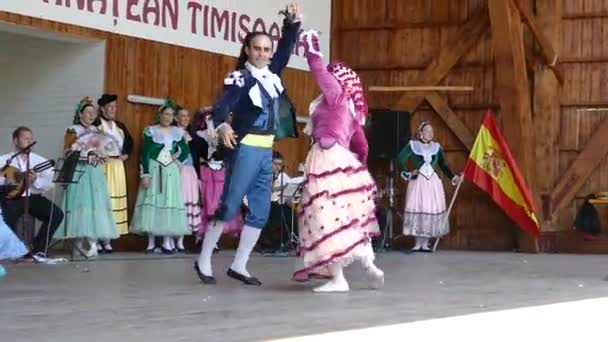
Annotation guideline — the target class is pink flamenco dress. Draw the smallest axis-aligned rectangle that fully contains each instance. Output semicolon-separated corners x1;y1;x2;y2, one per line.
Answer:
198;158;244;238
292;30;384;292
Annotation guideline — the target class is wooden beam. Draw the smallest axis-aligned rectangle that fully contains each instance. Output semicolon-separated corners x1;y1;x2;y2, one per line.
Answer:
391;6;490;113
512;0;564;84
369;86;474;92
488;0;536;207
424;92;475;150
533;0;562;223
524;49;540;76
548;116;608;217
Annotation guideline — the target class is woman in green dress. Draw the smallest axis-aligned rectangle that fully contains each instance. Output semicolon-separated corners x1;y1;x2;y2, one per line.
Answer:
55;97;119;257
130;101;190;253
397;121;461;252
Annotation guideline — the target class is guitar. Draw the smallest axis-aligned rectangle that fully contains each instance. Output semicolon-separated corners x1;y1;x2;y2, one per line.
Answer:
0;159;55;199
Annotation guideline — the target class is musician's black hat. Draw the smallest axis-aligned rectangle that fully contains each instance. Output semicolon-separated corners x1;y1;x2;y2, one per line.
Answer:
97;94;118;107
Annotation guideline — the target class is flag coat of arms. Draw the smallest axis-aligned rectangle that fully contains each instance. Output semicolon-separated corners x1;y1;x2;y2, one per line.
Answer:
463;111;540;237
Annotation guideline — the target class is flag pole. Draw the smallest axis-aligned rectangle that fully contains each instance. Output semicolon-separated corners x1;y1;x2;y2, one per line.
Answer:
433;176;464;252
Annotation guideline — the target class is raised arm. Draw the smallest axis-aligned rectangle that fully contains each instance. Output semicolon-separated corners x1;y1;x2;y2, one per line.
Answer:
269;11;302;75
301;30;343;106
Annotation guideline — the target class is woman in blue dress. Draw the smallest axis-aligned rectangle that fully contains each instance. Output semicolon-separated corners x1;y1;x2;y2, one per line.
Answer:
0;182;28;276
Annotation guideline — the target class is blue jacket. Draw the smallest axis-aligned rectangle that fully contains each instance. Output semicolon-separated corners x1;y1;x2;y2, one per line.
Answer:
212;18;300;143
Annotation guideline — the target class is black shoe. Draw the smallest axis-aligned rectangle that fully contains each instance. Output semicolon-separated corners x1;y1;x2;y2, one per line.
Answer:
194;261;216;284
145;247;156;254
420;248;432;253
176;247;186;253
161;247;174;254
227;268;262;286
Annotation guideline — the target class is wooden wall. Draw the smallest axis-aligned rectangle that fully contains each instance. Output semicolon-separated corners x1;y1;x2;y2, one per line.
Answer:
0;11;315;250
553;0;608;252
332;0;608;252
4;0;608;253
332;0;516;251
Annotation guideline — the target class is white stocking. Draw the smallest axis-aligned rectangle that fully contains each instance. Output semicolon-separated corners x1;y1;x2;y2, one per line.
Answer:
146;235;156;250
230;225;262;277
197;221;224;276
313;262;349;293
162;236;173;250
176;236;185;250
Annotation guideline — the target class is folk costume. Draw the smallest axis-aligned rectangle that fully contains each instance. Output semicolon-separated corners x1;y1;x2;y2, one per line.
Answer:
0;202;27;260
292;30;383;292
397;122;459;252
195;10;301;286
130;102;190;253
96;94;134;252
177;121;202;251
54;100;119;257
198;152;244;238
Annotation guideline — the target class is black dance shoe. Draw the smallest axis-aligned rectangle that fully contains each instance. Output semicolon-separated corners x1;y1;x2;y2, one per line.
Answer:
227;268;262;286
194;261;216;284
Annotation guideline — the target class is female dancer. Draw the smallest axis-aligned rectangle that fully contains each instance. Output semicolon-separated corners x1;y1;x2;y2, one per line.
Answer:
174;106;202;251
292;30;384;292
397;121;461;252
130;101;190;253
0;210;27;276
0;181;28;261
55;97;119;257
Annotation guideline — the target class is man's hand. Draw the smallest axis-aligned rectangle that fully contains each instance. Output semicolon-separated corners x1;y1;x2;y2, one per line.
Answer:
27;171;37;185
219;124;238;149
141;176;151;189
287;3;300;18
120;154;128;161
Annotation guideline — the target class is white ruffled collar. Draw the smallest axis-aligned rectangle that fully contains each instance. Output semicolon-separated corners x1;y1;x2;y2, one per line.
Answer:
245;61;284;107
208;159;223;171
147;125;184;148
410;140;440;163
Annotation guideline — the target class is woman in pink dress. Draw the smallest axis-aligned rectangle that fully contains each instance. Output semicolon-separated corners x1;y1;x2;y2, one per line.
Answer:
195;111;243;240
292;30;384;293
175;106;202;251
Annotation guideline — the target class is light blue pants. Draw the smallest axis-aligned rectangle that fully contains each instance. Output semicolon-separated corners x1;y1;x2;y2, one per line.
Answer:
215;144;272;229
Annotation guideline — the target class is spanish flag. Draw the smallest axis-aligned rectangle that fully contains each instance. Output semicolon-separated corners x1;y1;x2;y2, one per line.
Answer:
463;111;540;237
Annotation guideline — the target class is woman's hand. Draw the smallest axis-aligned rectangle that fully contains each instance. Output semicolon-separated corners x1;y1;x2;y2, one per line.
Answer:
141;176;151;189
451;173;463;186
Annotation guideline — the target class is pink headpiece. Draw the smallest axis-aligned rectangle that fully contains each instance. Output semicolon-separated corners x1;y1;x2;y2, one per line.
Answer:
327;62;368;118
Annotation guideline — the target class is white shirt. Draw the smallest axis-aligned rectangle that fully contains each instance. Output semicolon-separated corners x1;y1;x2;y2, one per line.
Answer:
272;171;292;203
272;172;304;204
0;151;54;196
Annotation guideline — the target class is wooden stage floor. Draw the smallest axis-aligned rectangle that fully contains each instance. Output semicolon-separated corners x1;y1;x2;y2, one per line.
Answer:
1;251;608;341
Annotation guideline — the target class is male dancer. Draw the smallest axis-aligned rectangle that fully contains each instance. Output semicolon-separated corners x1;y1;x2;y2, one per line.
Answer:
195;3;301;286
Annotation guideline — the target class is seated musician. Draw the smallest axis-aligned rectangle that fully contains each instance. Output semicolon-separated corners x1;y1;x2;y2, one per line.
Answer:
0;126;64;258
257;151;300;251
